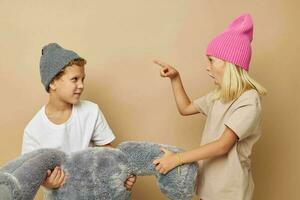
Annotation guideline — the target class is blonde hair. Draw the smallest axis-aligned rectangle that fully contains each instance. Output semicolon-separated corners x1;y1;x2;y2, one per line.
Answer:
214;62;267;102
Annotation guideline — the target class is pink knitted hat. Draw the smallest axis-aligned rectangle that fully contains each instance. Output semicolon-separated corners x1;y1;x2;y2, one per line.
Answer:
206;14;253;71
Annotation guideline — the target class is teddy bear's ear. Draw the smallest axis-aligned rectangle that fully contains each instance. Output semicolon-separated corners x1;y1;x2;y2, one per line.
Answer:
0;149;65;200
118;141;199;200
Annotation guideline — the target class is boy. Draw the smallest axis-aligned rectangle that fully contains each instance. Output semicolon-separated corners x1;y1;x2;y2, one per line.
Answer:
21;43;136;199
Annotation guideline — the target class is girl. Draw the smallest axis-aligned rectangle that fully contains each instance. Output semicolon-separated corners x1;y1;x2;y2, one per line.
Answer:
153;14;267;200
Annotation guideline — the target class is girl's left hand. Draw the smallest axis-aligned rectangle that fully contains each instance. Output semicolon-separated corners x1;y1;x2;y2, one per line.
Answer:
153;148;179;174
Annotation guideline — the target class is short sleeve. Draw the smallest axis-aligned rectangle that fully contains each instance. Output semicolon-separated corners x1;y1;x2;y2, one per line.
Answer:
21;130;40;155
193;92;215;116
224;97;261;140
91;107;116;146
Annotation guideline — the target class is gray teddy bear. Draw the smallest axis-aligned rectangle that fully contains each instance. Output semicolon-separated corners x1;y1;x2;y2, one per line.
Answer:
0;141;198;200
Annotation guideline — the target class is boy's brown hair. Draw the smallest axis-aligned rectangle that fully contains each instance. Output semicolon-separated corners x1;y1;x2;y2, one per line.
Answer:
53;58;86;81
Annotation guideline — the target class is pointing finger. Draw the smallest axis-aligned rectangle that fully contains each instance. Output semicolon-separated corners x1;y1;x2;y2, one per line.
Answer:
154;60;169;68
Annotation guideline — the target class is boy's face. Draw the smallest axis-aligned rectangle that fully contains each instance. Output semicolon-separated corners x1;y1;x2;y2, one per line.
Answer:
206;56;225;86
50;64;85;105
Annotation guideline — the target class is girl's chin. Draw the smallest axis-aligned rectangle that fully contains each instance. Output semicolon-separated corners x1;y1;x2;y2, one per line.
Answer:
213;81;221;86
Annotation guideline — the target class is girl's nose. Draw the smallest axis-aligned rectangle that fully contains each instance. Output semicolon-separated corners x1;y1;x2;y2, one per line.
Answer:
206;65;211;72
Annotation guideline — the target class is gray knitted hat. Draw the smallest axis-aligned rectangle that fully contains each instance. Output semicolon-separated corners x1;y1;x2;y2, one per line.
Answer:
40;43;81;92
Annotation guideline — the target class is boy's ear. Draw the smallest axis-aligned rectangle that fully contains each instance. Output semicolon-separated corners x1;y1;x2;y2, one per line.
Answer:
49;80;57;91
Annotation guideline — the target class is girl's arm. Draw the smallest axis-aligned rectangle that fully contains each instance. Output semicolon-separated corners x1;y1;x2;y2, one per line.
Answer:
170;75;200;116
154;60;199;116
153;126;238;174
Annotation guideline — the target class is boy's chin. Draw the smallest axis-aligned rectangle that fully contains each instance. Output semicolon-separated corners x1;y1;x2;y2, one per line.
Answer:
70;98;80;105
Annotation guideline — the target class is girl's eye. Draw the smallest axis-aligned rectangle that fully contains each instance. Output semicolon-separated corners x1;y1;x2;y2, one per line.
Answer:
72;77;78;81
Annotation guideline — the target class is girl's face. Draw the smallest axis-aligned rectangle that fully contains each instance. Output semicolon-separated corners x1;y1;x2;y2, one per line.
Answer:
206;56;226;86
51;64;85;105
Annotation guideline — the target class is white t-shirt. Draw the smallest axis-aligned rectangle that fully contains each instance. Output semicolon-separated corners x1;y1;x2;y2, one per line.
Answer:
22;100;116;155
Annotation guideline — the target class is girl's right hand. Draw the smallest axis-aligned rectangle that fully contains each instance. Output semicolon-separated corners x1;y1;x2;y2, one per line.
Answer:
42;166;66;189
153;60;179;79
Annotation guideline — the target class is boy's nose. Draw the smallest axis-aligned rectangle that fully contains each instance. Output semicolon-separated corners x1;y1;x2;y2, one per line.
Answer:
77;82;84;89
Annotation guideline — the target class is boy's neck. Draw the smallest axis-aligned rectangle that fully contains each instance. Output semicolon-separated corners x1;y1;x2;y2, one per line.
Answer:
46;99;72;112
45;99;73;125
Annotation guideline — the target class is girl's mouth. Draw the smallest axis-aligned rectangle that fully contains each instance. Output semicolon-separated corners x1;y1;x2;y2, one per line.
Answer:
208;74;215;79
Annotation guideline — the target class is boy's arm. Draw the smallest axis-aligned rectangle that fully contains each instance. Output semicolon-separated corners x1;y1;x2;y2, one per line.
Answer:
42;166;66;189
95;143;113;148
91;109;116;146
21;130;40;155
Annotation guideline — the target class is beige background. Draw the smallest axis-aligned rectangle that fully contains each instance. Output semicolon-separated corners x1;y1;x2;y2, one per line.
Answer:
0;0;299;199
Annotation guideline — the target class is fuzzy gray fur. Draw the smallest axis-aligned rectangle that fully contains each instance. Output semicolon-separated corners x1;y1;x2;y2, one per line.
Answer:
0;141;198;200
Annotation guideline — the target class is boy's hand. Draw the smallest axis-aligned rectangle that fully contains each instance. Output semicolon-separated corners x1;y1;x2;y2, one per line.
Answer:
124;175;137;191
42;166;66;189
153;60;179;79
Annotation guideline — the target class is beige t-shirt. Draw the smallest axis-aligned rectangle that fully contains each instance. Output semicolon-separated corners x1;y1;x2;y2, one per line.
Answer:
193;89;262;200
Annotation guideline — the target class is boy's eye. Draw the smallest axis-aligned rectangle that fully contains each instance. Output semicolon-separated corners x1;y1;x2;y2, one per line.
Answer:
72;77;78;81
